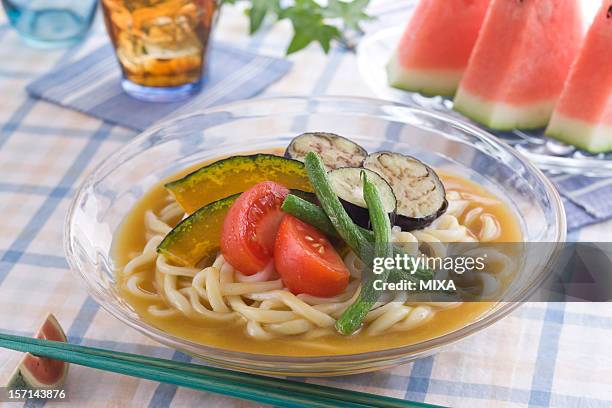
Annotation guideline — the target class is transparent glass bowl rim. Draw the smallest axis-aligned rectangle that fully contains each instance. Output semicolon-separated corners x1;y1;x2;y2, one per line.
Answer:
64;95;567;366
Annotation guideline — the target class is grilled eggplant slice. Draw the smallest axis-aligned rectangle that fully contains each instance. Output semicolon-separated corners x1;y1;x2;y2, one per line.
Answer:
285;132;368;170
328;167;396;229
363;152;447;230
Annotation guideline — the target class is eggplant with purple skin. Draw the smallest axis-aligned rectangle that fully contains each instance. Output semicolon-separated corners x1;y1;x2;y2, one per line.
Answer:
363;152;447;230
285;132;368;170
327;167;397;229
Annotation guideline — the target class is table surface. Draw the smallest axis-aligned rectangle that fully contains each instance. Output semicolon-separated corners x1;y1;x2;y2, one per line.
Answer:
1;4;612;408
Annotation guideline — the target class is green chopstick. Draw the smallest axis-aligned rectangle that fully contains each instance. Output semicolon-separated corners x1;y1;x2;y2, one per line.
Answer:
0;333;442;408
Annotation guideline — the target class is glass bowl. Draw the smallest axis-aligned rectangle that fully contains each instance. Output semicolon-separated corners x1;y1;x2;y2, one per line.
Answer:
357;1;611;176
64;96;566;376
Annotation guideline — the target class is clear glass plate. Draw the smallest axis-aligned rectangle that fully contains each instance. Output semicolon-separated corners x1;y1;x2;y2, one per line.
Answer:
65;96;565;376
357;24;612;176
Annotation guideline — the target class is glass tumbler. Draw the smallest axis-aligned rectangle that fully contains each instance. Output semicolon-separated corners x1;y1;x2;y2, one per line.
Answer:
100;0;216;103
2;0;98;47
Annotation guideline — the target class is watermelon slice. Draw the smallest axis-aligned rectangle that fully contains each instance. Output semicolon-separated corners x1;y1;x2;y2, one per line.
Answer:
453;0;583;130
387;0;491;97
545;2;612;153
6;314;69;390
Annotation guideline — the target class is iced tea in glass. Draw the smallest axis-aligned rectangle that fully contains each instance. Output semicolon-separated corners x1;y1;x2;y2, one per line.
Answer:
100;0;215;102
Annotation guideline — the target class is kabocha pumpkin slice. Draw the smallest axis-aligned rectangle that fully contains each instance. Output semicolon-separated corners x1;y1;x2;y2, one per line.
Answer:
165;154;312;214
7;314;69;390
158;194;239;267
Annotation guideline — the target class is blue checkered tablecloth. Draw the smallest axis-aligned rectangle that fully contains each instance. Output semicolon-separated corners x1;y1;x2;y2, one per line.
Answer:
1;3;612;408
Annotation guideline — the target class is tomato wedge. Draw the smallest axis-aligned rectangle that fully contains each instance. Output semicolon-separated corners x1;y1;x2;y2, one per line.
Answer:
221;181;289;275
274;215;350;297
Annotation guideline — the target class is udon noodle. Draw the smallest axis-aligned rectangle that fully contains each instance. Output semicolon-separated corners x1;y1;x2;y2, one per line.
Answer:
121;187;514;340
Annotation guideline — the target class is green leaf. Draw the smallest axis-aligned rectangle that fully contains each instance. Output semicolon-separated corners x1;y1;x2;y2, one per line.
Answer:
324;0;372;31
217;0;372;55
282;2;342;54
247;0;280;34
286;31;313;54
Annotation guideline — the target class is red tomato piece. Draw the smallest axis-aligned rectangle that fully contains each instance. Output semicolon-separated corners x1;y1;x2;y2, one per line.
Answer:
274;215;350;297
221;181;289;275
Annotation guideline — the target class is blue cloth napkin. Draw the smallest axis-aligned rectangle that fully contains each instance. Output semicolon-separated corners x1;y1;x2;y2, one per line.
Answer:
550;174;612;231
27;43;291;131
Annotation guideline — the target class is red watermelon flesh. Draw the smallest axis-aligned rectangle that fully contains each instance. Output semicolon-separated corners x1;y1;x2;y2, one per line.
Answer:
387;0;491;97
453;0;583;130
546;1;612;153
7;314;69;389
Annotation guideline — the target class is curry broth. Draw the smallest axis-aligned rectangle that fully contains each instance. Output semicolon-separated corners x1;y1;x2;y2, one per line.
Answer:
112;151;522;356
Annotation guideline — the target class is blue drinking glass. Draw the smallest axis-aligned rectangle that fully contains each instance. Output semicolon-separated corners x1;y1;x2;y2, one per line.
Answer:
2;0;97;48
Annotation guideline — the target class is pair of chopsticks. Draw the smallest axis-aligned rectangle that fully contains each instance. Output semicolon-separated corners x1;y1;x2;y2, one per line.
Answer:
0;333;441;408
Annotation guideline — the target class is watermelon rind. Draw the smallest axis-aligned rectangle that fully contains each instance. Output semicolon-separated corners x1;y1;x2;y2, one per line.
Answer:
453;89;556;131
6;364;29;389
546;113;612;154
6;313;69;390
387;53;463;98
7;363;68;391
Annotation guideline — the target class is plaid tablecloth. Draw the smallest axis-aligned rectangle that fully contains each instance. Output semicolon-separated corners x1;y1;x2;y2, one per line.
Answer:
1;4;612;408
